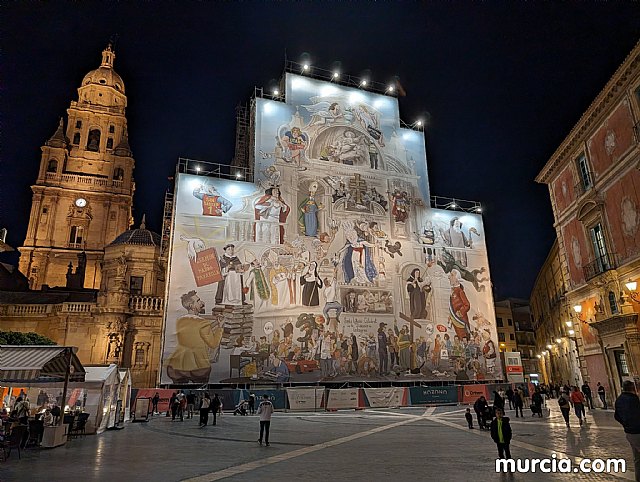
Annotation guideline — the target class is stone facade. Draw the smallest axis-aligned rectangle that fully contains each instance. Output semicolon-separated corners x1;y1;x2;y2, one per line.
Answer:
18;45;134;290
1;46;163;389
535;40;640;398
530;241;583;387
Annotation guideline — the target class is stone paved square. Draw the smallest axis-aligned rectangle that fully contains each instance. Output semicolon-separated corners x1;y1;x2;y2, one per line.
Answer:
0;404;635;481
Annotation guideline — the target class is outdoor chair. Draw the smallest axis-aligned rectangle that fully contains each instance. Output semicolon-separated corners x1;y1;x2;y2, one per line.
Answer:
69;413;89;438
27;420;44;447
1;425;28;460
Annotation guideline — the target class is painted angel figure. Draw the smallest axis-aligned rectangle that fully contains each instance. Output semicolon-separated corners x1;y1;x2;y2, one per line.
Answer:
302;101;352;126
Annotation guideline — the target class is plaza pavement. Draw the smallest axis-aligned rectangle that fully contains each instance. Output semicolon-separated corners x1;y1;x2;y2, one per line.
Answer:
0;403;635;481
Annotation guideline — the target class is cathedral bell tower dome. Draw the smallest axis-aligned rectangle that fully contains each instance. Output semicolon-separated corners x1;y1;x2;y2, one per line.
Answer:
78;44;126;108
18;44;135;290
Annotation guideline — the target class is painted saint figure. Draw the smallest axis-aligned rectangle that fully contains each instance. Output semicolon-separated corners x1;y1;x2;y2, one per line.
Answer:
282;127;308;167
254;187;290;244
193;181;233;216
338;222;378;284
300;261;323;307
390;190;409;223
439;217;475;248
244;260;270;312
215;244;244;306
406;268;430;320
299;181;322;237
448;269;471;339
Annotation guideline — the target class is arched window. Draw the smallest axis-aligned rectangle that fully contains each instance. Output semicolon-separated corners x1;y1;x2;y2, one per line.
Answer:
86;129;101;152
608;291;619;315
106;137;113;149
73;132;81;145
47;159;58;173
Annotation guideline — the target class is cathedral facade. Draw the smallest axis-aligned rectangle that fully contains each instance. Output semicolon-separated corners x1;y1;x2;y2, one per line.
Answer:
1;46;164;388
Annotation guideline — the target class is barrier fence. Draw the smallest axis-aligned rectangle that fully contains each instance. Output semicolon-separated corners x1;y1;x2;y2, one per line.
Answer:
133;383;524;413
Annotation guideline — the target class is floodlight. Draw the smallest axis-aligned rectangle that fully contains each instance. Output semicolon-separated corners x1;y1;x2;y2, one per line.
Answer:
568;330;575;335
273;89;279;96
333;72;339;79
360;80;368;87
302;64;310;71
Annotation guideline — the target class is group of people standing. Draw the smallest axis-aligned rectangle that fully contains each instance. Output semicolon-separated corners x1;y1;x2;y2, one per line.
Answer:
164;391;223;427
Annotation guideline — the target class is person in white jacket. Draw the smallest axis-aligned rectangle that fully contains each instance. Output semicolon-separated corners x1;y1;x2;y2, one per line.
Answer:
257;394;274;446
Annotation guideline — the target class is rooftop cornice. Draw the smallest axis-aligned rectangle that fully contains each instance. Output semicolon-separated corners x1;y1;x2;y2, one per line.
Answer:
536;39;640;185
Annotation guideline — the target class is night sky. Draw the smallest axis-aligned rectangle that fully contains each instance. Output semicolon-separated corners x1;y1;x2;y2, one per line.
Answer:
2;3;639;299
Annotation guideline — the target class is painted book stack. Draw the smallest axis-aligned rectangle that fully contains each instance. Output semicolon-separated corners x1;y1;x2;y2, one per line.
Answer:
220;304;254;348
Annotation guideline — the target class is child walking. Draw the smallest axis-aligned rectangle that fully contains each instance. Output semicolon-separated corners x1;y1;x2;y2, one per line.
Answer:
490;408;512;459
465;408;474;429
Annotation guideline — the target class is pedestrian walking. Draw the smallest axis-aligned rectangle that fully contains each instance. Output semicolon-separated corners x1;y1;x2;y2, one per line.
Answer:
177;391;186;421
490;408;512;459
570;386;586;426
186;392;196;419
531;389;544;417
493;391;505;411
257;394;274;446
211;394;221;425
597;382;608;409
152;392;160;415
465;408;474;429
170;392;179;420
199;393;211;427
474;396;488;429
558;390;571;427
505;387;514;410
614;381;640;482
582;381;593;410
513;389;524;418
248;393;256;415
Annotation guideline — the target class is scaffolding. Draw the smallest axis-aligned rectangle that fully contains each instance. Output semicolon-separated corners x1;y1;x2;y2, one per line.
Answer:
160;191;174;259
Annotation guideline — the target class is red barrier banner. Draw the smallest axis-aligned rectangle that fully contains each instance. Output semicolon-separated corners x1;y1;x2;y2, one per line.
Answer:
134;388;175;413
461;385;488;404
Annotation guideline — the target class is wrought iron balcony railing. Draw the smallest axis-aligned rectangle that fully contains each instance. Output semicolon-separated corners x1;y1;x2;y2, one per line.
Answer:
583;253;619;281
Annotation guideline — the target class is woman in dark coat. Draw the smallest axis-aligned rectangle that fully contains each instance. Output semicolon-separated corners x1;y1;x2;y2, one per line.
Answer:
493;390;505;411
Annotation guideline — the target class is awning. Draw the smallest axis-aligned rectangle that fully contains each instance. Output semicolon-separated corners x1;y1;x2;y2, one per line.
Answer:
0;345;86;383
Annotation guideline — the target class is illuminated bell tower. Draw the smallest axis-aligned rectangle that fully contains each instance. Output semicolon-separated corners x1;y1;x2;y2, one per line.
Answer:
19;45;135;289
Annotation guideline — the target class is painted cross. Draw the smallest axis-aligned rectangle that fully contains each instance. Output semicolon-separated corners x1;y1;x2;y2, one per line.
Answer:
348;173;367;205
399;312;422;369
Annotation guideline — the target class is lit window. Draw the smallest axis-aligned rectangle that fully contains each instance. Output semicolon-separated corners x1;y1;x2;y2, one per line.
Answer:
69;226;84;246
577;154;592;192
135;348;145;364
130;276;144;295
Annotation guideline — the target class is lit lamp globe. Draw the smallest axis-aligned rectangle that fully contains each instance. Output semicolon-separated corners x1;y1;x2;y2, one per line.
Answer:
573;304;582;314
625;280;637;292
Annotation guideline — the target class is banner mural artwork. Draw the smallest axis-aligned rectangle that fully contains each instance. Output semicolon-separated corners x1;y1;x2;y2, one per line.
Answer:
160;73;501;384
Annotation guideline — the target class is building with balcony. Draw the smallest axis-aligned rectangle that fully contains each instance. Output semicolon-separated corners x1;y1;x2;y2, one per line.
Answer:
494;298;538;382
535;40;640;399
530;241;583;387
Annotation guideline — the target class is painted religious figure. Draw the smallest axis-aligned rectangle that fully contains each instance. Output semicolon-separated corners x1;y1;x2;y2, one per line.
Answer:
300;261;323;307
193;181;232;216
339;221;378;284
215;244;245;306
299;181;322;236
244;260;270;312
254;187;290;244
448;269;471;339
281;127;308;167
406;268;431;320
390;190;409;223
439;217;477;249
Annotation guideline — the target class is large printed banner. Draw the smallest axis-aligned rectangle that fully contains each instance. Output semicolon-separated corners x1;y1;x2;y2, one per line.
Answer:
286;387;325;411
326;388;360;410
363;387;408;408
409;385;458;405
160;72;501;385
461;384;489;404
